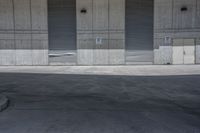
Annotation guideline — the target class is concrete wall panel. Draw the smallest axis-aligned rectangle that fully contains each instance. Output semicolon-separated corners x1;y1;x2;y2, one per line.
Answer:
196;0;200;28
13;0;32;65
78;49;93;65
109;49;125;65
0;0;49;66
15;35;32;65
154;46;173;65
93;0;109;30
109;32;125;64
0;0;14;30
76;0;93;30
31;0;48;30
93;50;109;65
0;50;16;65
0;0;15;65
31;0;48;65
77;39;94;65
173;0;196;29
93;33;109;65
15;50;32;65
0;40;15;65
32;50;48;65
14;0;31;30
196;39;200;64
32;39;48;65
0;34;15;50
109;0;125;30
154;0;200;64
154;0;173;30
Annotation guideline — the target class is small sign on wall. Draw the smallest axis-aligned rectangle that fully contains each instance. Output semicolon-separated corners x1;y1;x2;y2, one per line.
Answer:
164;36;172;44
96;37;103;45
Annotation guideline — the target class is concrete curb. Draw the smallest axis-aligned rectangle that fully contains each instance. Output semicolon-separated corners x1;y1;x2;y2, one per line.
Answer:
0;94;9;112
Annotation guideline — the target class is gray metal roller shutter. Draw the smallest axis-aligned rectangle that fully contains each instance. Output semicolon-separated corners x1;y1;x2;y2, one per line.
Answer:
48;0;76;51
126;0;153;63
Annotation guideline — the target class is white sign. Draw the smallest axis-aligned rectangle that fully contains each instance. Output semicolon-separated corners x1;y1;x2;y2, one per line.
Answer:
164;36;172;44
96;37;103;45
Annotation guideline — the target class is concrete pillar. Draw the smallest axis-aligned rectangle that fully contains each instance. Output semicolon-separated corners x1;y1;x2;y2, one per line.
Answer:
77;0;125;65
154;0;200;64
0;0;48;66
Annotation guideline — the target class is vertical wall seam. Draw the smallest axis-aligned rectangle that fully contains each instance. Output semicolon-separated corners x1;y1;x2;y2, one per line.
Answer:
108;0;110;64
12;0;16;65
172;0;174;31
75;0;77;65
92;0;94;64
195;0;198;63
124;0;126;63
196;0;198;28
46;0;49;51
30;0;33;65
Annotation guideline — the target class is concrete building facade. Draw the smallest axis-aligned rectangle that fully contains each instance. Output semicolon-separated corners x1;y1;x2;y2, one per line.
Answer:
0;0;200;65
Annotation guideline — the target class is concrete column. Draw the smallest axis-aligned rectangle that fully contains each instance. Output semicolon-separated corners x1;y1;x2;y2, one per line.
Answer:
0;0;48;66
154;0;200;65
77;0;125;65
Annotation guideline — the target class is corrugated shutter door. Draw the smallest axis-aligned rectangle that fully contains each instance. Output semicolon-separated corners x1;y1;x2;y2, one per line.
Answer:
48;0;76;50
126;0;153;63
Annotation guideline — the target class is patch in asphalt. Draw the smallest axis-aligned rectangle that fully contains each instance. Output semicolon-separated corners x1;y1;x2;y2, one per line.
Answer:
0;94;9;112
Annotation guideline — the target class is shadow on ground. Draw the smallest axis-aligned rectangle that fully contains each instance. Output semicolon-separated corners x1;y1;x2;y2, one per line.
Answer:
0;73;200;133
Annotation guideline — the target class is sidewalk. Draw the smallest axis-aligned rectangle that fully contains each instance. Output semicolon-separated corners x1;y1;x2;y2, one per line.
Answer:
0;65;199;76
